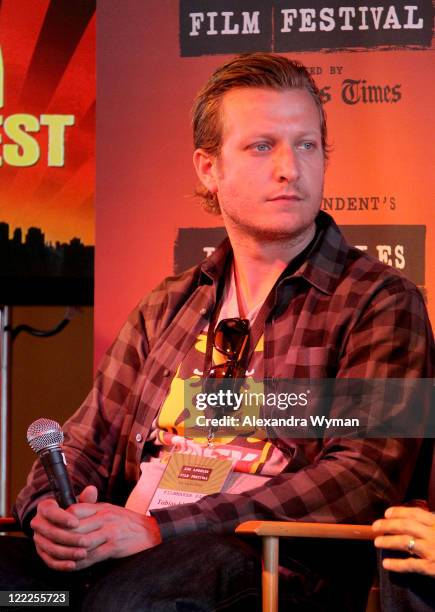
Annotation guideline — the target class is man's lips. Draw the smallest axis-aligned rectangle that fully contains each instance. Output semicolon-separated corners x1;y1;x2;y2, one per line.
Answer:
267;194;303;202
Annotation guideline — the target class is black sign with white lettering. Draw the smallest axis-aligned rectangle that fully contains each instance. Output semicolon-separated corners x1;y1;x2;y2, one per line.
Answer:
174;225;425;288
179;0;271;56
180;0;432;56
274;0;432;52
339;225;425;285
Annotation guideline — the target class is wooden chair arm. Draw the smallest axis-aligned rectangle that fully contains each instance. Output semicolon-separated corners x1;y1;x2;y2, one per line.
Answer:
236;520;374;540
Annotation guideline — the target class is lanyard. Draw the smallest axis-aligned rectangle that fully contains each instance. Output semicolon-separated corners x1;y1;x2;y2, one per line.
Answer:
203;274;277;376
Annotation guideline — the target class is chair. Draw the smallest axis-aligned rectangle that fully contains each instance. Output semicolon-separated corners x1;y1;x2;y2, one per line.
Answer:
0;517;21;534
235;520;376;612
236;439;435;611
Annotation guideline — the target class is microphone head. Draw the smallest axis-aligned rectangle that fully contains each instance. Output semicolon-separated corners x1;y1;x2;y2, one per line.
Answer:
27;418;64;454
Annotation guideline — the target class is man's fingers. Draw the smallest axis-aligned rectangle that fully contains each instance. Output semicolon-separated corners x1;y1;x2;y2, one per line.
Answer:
32;519;85;547
375;535;434;563
70;514;104;536
67;503;99;520
77;531;107;552
77;485;98;504
35;542;80;572
35;499;79;529
382;556;430;575
385;506;435;527
374;535;422;555
35;512;108;552
34;532;88;561
372;517;429;540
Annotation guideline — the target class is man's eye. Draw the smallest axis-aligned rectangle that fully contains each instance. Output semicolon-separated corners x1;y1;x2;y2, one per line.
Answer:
253;143;271;152
298;142;315;151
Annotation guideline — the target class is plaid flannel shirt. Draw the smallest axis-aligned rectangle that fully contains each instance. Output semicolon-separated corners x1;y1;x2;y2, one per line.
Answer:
15;212;434;539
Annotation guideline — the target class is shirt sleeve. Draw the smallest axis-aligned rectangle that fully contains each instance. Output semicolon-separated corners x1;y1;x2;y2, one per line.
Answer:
151;282;434;540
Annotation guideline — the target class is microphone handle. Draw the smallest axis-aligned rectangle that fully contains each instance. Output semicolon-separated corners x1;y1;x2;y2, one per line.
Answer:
39;447;77;508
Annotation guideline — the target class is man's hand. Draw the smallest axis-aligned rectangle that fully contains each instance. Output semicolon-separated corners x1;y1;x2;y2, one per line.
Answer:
31;486;162;571
373;506;435;577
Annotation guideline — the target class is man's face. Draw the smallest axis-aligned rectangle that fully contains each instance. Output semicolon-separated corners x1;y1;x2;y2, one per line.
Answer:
205;87;325;242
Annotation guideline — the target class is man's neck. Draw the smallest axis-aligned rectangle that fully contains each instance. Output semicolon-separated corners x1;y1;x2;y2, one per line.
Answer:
228;224;316;318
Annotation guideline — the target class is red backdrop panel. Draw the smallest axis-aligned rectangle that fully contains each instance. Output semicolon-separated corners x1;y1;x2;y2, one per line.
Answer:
96;2;433;364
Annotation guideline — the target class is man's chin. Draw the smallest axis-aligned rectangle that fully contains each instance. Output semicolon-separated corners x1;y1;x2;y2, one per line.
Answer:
243;219;316;243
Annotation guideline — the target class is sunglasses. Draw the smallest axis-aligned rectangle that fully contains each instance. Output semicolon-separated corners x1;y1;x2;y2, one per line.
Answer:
207;317;250;379
203;317;250;408
202;318;250;443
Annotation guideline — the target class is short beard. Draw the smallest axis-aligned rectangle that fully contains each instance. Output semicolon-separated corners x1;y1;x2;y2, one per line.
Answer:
222;207;318;247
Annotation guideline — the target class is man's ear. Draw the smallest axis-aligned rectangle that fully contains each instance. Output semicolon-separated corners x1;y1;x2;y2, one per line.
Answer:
193;148;218;194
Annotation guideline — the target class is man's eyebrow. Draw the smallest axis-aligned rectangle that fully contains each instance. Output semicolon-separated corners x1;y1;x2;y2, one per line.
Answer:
297;131;321;139
242;132;275;139
242;129;321;141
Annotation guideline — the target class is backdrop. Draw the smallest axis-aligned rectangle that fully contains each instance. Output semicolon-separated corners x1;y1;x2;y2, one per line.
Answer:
0;0;95;305
97;1;434;364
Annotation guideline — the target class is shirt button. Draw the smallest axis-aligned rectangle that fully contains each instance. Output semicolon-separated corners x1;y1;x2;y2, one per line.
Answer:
135;433;142;443
200;308;207;316
163;369;170;377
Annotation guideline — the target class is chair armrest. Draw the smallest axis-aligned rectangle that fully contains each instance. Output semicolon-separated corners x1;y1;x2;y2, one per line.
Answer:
0;517;20;532
236;521;374;540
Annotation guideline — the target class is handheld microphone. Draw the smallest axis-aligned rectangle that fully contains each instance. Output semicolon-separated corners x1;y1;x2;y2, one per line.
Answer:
27;418;77;509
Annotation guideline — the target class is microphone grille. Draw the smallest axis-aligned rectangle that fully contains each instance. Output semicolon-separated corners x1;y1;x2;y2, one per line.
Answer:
27;418;64;453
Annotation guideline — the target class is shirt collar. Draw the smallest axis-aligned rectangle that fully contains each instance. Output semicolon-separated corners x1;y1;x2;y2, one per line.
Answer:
199;237;232;284
288;211;351;295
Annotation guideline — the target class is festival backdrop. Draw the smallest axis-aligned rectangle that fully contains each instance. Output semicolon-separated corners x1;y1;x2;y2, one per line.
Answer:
0;0;95;305
97;1;434;365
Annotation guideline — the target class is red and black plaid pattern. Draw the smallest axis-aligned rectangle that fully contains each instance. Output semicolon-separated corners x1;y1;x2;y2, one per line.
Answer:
15;212;434;537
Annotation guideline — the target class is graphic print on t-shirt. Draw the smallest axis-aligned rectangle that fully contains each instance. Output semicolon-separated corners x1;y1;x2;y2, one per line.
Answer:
154;331;289;476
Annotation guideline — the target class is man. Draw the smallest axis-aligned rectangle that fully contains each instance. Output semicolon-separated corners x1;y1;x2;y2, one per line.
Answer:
4;53;433;610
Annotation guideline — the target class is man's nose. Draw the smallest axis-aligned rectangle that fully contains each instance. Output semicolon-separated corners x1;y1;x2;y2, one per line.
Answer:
273;146;299;183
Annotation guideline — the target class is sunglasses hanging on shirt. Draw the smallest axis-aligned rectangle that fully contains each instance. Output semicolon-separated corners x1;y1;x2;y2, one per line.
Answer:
203;317;250;445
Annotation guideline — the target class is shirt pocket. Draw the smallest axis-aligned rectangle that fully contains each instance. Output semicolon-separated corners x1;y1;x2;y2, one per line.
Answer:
282;346;337;378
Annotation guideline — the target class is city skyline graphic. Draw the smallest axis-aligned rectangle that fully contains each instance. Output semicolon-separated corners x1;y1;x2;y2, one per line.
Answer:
0;220;94;305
